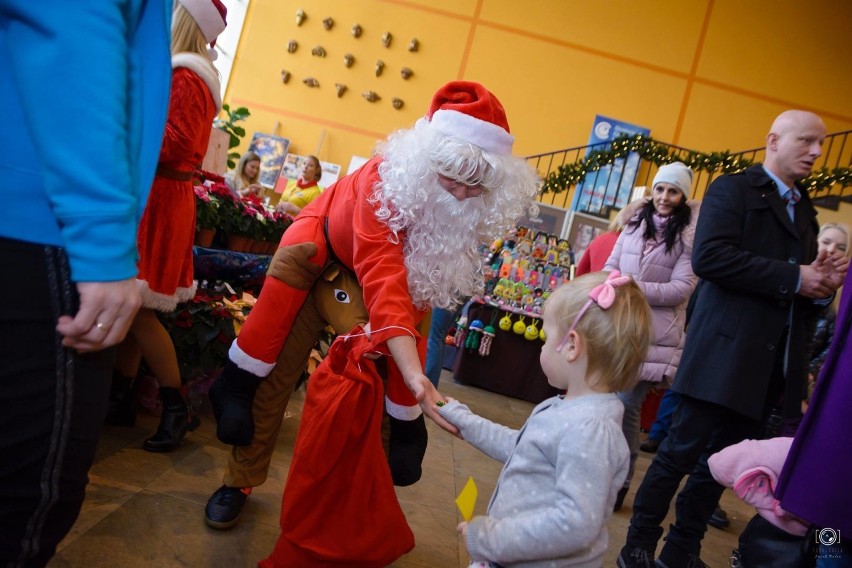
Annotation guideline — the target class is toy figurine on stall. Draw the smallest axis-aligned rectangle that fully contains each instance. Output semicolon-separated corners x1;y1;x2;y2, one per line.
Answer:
498;312;513;331
444;325;456;345
498;251;512;279
511;282;526;309
549;275;559;291
545;244;559;265
531;231;548;260
514;234;532;257
478;324;496;356
464;319;484;351
516;226;529;239
511;259;525;283
491;278;510;303
557;239;574;269
481;266;497;300
542;235;558;264
454;315;468;349
521;292;535;312
512;316;527;335
503;228;518;252
524;319;540;341
487;237;504;267
527;267;540;287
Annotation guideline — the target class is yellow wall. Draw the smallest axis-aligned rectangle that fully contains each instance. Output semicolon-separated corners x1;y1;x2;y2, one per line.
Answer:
225;0;851;223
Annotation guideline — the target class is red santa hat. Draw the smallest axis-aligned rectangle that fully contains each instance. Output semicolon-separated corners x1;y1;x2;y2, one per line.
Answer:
425;81;515;156
178;0;227;47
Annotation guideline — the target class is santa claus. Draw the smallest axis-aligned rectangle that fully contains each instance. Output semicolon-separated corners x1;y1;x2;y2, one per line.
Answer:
206;81;540;540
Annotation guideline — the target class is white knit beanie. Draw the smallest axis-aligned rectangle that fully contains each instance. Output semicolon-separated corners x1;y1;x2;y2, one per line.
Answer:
652;161;694;199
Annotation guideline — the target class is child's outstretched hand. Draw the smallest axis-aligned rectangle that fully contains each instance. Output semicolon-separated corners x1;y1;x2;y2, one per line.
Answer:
456;521;468;537
435;397;464;439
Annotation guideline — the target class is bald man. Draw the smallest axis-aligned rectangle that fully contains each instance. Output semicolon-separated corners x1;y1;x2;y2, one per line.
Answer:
618;110;849;568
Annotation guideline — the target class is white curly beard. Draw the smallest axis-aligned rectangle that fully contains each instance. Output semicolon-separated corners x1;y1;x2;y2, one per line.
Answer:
370;119;540;310
399;179;488;310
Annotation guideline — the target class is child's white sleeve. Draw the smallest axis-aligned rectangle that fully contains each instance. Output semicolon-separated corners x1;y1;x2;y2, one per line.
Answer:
438;401;518;463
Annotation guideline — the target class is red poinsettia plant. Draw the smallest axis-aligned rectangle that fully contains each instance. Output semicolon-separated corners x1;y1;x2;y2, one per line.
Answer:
158;289;247;379
269;210;293;244
193;184;222;230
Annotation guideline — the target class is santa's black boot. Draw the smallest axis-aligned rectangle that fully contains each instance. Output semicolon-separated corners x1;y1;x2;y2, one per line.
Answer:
388;414;428;486
209;360;264;446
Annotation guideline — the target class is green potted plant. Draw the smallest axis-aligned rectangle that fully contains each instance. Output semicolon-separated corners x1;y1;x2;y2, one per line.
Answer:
214;103;251;170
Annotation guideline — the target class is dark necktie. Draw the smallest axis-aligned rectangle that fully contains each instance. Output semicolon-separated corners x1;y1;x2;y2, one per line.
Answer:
782;188;800;221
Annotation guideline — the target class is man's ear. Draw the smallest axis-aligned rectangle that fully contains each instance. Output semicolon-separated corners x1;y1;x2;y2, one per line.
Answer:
766;132;778;151
562;330;582;362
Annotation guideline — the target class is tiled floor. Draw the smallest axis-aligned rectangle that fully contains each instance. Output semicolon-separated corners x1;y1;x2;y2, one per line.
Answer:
50;372;750;567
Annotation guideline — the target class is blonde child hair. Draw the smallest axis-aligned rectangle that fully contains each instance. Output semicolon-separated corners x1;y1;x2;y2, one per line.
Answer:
818;222;850;256
544;271;652;392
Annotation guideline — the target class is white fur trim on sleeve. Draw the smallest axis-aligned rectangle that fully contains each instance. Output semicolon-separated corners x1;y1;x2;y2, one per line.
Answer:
385;396;423;420
229;340;276;377
429;109;514;156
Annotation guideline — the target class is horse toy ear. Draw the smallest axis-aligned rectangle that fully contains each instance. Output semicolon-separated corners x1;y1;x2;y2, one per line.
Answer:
321;264;341;282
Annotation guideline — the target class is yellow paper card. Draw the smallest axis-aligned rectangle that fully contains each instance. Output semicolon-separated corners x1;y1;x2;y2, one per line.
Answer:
455;476;478;521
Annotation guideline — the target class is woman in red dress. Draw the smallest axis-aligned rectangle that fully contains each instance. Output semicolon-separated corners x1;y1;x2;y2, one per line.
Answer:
108;0;227;452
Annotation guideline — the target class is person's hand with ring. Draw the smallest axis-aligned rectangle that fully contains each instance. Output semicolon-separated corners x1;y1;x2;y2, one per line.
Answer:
56;279;142;352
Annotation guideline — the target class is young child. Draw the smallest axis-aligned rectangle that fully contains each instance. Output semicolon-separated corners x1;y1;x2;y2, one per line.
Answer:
438;271;652;567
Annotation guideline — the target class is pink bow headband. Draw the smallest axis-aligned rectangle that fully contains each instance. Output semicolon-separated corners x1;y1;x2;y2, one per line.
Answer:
556;270;633;351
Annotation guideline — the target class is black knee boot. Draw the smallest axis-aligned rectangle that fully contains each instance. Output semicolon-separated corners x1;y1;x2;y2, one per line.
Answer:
104;371;137;426
143;387;200;453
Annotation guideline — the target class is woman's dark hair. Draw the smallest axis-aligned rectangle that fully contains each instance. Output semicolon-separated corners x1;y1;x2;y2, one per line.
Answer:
628;198;691;252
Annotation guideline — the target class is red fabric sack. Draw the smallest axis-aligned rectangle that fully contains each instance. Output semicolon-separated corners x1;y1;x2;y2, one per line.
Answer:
259;330;415;568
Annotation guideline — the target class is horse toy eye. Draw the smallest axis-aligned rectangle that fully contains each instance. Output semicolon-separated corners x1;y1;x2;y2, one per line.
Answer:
334;289;351;303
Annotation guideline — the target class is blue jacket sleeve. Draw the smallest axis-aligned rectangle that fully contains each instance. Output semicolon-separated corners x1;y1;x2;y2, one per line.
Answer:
1;0;171;281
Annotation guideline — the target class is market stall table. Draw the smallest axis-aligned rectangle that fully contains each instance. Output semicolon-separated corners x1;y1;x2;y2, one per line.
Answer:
452;302;561;404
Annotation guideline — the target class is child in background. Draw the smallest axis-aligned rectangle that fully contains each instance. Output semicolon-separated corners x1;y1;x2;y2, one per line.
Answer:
438;271;653;567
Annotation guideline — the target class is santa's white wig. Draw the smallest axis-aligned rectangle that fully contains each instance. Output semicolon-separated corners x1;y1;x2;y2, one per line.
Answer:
370;119;540;309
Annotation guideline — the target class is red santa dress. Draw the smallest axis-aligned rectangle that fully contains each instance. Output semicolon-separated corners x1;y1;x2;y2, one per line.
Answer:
137;55;220;311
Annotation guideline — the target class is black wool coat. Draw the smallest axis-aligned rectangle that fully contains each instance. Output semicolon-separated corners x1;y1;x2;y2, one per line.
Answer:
672;166;820;420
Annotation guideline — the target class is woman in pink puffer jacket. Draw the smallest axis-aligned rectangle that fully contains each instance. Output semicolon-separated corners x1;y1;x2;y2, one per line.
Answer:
604;162;701;511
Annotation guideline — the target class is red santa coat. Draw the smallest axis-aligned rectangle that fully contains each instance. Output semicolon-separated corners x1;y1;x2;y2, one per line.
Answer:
237;157;426;565
235;156;423;416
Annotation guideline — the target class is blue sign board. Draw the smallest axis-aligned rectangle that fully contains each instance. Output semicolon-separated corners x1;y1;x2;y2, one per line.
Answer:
571;115;650;214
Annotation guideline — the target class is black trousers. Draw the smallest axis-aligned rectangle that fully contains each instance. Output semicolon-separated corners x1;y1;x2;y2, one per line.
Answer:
0;237;114;567
625;394;762;560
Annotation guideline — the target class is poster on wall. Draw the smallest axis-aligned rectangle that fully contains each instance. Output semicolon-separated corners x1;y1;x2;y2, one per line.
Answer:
273;153;342;193
247;133;290;188
347;155;370;175
570;115;650;215
515;203;570;239
566;211;610;265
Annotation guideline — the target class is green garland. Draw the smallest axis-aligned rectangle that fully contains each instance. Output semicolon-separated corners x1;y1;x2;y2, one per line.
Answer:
540;134;851;196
